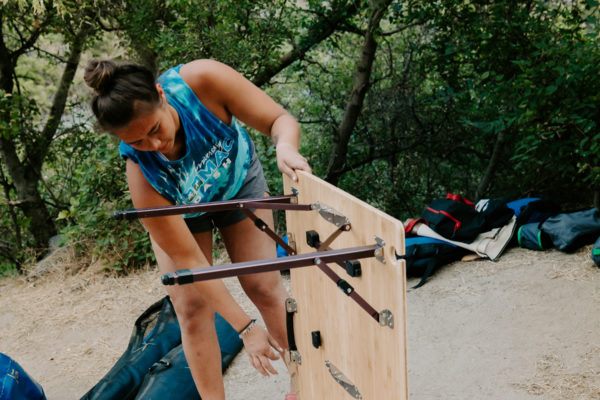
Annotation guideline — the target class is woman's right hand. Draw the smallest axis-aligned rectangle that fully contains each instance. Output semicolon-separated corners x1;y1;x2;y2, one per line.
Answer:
276;142;312;183
242;324;283;376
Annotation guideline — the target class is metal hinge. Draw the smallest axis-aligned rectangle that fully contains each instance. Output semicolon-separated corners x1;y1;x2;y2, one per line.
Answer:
325;360;362;399
379;309;394;329
311;202;351;228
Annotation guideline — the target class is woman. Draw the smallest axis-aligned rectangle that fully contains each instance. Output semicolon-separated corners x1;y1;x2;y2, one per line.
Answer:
84;58;311;399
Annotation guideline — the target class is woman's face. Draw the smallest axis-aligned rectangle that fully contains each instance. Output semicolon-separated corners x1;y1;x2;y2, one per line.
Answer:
113;84;179;156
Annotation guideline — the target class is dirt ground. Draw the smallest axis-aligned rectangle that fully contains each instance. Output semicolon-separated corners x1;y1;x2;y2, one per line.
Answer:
0;244;598;400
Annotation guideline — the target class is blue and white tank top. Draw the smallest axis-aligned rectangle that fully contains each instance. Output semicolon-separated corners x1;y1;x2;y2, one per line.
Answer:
119;64;253;217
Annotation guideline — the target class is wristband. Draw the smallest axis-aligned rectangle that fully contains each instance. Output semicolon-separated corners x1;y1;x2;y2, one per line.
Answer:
238;319;257;339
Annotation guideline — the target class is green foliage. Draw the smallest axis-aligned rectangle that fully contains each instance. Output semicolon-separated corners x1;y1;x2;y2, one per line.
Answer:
268;0;600;221
55;133;154;271
3;0;600;276
0;91;42;270
116;0;299;75
418;0;600;202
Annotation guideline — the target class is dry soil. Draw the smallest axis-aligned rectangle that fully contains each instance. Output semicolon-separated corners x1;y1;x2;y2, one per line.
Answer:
0;245;598;400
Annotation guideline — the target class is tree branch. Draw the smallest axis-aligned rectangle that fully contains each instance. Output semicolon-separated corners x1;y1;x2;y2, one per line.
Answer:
252;1;360;87
325;0;393;185
11;12;55;60
380;20;423;36
30;28;88;168
32;46;69;63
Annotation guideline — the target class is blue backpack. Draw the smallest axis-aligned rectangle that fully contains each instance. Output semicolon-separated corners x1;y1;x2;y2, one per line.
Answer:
398;236;468;289
506;198;560;228
0;353;46;400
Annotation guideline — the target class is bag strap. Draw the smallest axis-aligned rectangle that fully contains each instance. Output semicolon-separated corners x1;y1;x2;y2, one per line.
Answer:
404;218;427;234
446;193;475;207
409;258;438;290
425;206;462;232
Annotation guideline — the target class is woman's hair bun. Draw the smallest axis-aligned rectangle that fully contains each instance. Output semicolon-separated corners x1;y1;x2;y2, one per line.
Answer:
84;59;117;93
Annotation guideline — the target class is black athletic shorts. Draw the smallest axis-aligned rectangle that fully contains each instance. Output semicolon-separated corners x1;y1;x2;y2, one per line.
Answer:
184;146;270;233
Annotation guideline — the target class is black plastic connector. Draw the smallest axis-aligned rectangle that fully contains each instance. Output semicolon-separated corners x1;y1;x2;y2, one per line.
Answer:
311;331;322;349
306;230;320;248
336;279;354;296
345;260;362;277
161;273;175;285
253;217;267;230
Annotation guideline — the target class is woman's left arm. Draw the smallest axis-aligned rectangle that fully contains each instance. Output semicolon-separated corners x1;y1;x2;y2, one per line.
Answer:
180;60;312;181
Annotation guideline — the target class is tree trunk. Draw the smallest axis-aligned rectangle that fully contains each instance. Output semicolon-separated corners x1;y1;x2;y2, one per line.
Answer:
0;23;88;250
0;138;55;250
475;129;506;200
325;0;392;185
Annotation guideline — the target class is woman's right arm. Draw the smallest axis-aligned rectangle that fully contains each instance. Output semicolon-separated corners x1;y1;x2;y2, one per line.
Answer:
126;161;283;375
125;159;256;334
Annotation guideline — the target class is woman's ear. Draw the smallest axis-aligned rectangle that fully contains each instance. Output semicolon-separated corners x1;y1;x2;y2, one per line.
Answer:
156;83;164;96
155;83;167;105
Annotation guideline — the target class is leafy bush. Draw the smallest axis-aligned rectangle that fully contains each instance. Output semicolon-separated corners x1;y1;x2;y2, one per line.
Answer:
56;132;154;271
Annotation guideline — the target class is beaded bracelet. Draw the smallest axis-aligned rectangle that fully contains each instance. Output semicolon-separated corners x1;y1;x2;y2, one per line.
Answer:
238;319;257;339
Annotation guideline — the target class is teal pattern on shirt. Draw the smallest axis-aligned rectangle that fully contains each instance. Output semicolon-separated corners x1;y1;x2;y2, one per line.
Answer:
119;64;252;218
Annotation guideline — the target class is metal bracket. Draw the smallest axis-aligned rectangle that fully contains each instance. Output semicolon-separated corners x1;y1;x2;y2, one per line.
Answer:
289;350;302;365
325;360;362;399
374;236;386;264
311;202;351;228
286;232;297;255
379;309;394;329
290;188;299;203
285;298;297;313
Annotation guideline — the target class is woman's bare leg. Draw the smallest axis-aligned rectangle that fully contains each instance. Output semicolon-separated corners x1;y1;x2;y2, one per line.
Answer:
151;233;227;400
219;207;289;351
219;208;299;396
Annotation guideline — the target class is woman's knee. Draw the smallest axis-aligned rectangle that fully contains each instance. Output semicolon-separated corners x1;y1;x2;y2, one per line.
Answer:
169;290;214;330
241;273;285;305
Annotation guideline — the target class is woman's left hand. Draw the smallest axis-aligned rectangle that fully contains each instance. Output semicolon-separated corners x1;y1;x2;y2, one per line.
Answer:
276;143;312;182
242;324;282;377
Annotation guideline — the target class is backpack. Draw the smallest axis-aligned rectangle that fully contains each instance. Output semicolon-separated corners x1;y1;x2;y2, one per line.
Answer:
516;221;553;251
421;195;486;243
517;208;600;253
542;208;600;252
0;353;46;400
506;198;560;227
398;236;468;289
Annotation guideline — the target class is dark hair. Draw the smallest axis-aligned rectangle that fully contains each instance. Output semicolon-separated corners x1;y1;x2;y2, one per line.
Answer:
84;59;159;130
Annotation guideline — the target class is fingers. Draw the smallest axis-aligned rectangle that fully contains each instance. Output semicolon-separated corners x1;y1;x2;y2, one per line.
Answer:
276;144;312;181
250;355;267;377
290;158;312;175
279;162;297;182
244;328;282;377
279;156;312;182
250;354;279;376
268;335;284;356
262;355;279;375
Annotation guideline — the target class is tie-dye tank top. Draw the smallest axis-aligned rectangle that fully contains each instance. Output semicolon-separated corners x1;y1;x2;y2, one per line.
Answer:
119;64;253;218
